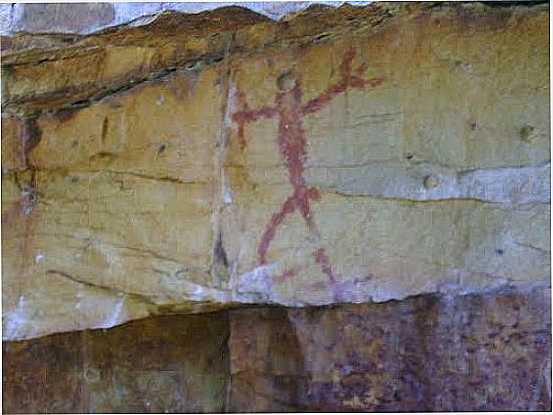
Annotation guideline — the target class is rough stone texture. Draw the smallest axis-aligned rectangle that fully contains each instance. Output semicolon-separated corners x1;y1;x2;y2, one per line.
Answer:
3;288;551;413
2;3;550;340
2;3;549;412
2;312;229;413
1;2;550;341
0;2;371;35
229;287;551;412
12;4;116;34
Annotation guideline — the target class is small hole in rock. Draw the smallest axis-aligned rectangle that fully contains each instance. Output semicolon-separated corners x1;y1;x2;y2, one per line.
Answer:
423;175;440;189
519;125;535;142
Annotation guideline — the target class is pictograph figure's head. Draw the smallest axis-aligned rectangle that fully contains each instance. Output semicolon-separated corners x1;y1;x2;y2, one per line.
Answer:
276;71;298;92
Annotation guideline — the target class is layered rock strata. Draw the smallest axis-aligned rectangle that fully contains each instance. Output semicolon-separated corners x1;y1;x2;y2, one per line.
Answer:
1;0;550;346
3;288;551;412
2;4;551;410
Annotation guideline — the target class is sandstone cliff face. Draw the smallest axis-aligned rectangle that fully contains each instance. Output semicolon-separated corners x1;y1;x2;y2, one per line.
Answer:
1;2;550;341
1;2;551;412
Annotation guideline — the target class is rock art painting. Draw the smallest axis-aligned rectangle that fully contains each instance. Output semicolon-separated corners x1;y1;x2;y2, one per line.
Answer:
1;2;550;412
232;48;384;300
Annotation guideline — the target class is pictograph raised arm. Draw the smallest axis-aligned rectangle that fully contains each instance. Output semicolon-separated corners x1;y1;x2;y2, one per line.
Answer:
232;90;277;149
301;48;384;115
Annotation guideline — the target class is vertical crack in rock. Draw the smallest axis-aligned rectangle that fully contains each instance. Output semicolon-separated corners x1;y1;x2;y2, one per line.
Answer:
21;116;42;169
20;116;42;210
210;32;234;288
19;116;41;212
17;116;42;218
214;230;230;268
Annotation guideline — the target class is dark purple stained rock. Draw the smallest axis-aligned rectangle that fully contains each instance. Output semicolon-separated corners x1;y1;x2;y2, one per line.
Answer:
228;288;551;412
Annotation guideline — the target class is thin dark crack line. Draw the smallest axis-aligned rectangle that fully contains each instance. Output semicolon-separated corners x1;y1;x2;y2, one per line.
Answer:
45;269;158;305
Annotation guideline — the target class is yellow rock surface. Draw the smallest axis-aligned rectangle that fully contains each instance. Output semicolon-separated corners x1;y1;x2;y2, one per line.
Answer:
2;2;550;339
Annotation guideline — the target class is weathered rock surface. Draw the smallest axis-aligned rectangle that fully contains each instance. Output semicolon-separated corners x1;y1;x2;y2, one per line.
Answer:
1;1;550;341
3;312;229;413
0;2;365;35
229;287;551;412
3;288;551;412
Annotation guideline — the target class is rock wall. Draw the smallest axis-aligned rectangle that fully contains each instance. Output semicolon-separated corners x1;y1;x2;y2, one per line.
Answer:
229;287;551;412
0;2;367;35
4;288;551;412
1;1;551;412
3;313;229;413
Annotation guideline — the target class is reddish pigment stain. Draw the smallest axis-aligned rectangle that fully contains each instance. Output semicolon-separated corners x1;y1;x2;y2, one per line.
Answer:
313;248;338;285
232;48;384;291
274;269;297;284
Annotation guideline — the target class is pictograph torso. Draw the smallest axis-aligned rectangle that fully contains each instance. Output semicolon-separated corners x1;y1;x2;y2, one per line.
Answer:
232;48;384;300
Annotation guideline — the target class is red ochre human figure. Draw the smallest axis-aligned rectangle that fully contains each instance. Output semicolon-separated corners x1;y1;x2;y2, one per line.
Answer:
232;48;384;294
